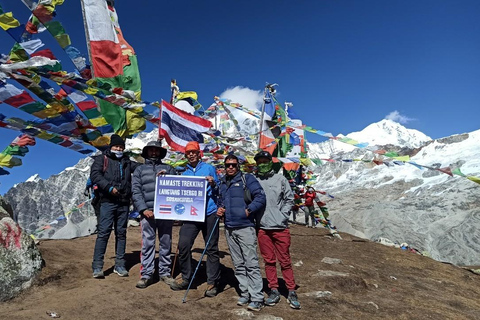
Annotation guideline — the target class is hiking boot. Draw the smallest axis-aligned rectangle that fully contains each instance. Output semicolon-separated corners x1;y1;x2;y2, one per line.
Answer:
247;301;264;311
92;268;104;278
204;284;218;297
136;277;153;289
160;275;175;286
127;219;140;227
265;289;281;306
237;296;249;306
287;291;301;309
170;279;189;291
113;266;129;277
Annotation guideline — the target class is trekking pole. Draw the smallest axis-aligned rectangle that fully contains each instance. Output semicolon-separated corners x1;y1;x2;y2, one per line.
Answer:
171;243;179;278
171;221;183;277
182;216;220;303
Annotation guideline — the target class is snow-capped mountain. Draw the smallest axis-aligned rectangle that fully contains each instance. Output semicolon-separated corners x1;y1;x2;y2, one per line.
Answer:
4;119;480;265
307;122;480;265
25;174;41;183
346;119;431;148
308;119;432;160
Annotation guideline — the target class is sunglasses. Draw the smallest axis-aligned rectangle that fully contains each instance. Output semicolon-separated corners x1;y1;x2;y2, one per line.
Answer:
225;163;238;168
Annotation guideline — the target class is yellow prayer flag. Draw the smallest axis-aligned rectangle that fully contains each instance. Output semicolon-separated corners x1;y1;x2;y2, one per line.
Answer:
176;91;198;100
300;158;312;166
55;33;71;48
125;110;146;136
467;176;480;185
0;12;20;31
36;131;55;140
393;155;410;162
84;87;98;95
89;135;110;148
90;117;109;127
245;156;256;164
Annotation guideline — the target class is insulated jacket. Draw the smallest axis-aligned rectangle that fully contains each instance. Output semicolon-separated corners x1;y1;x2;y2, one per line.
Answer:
131;158;177;214
255;172;294;230
182;161;219;216
304;190;316;207
90;150;139;204
219;171;266;228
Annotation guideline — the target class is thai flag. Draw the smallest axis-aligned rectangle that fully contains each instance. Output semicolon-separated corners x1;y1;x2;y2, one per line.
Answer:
160;101;212;152
159;204;172;214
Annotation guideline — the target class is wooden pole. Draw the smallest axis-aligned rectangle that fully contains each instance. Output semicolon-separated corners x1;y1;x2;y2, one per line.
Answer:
257;86;267;151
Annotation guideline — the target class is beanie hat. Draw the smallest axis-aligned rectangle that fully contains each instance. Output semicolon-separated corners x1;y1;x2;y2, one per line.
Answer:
185;141;201;153
109;134;125;147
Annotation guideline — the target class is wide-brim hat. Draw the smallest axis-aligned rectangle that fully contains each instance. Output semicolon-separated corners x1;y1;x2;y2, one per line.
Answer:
141;141;167;159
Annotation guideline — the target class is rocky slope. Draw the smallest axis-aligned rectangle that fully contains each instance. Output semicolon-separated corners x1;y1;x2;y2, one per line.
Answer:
309;126;480;266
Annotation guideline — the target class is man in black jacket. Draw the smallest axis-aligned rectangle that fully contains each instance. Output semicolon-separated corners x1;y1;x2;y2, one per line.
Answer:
90;134;139;278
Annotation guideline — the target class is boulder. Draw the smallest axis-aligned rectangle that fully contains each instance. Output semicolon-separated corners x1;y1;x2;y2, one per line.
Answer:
0;197;42;301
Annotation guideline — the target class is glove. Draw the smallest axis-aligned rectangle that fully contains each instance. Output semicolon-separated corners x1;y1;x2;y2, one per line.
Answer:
84;188;90;198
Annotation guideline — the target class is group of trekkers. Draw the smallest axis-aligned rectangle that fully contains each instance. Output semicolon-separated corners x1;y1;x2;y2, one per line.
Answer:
290;185;331;228
88;134;301;311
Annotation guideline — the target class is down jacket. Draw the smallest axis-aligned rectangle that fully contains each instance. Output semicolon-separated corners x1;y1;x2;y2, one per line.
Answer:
218;171;266;228
131;158;177;214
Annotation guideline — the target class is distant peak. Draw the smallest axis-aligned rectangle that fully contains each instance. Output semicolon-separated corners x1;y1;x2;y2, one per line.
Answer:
346;119;431;148
26;174;41;183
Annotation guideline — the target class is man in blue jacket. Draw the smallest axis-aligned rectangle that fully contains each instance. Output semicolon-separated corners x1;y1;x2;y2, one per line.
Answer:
217;154;266;311
170;141;221;297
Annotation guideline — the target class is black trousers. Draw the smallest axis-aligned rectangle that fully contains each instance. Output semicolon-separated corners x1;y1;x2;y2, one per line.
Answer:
177;213;220;285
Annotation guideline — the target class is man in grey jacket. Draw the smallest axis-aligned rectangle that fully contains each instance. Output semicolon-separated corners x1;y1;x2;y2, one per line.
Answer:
132;141;177;289
254;151;301;309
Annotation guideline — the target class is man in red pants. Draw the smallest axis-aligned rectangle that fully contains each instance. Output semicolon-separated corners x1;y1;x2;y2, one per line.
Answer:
253;151;301;309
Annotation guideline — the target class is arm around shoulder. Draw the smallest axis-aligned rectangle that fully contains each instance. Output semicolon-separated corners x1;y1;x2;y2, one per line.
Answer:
245;174;266;213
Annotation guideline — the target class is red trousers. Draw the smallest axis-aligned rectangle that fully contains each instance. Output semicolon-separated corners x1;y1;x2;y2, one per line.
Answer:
257;228;296;291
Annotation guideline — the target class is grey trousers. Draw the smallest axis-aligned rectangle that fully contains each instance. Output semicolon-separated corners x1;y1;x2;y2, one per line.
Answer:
225;226;264;303
305;206;316;227
140;217;174;279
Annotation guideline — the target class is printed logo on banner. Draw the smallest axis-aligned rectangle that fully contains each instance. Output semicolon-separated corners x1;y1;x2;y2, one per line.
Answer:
174;203;185;215
159;204;172;214
190;206;198;216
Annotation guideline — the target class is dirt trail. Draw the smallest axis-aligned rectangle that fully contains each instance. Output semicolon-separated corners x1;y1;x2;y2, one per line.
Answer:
2;224;480;320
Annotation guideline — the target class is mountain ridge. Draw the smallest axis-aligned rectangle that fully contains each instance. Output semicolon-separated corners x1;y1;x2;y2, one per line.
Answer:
4;120;480;265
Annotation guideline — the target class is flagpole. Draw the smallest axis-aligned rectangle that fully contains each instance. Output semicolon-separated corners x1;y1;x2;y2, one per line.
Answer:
80;0;95;78
257;86;267;151
158;100;163;141
214;101;218;131
170;79;177;104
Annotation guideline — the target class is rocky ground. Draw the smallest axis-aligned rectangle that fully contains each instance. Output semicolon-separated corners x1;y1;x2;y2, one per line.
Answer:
1;224;480;320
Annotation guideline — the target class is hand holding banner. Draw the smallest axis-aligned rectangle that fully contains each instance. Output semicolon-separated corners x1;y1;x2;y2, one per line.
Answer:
153;175;207;222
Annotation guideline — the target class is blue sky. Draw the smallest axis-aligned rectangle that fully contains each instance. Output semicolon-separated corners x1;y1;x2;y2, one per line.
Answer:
1;0;479;194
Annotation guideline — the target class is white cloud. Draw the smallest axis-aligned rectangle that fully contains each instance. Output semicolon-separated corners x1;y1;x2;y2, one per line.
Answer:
218;86;263;111
385;110;415;124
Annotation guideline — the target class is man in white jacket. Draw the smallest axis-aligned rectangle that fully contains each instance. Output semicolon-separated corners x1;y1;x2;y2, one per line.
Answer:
254;151;301;310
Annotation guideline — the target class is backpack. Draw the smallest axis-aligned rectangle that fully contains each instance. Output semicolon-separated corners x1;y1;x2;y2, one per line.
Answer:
241;173;253;204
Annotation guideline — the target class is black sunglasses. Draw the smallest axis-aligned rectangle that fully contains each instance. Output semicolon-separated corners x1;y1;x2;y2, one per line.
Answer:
225;163;238;168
